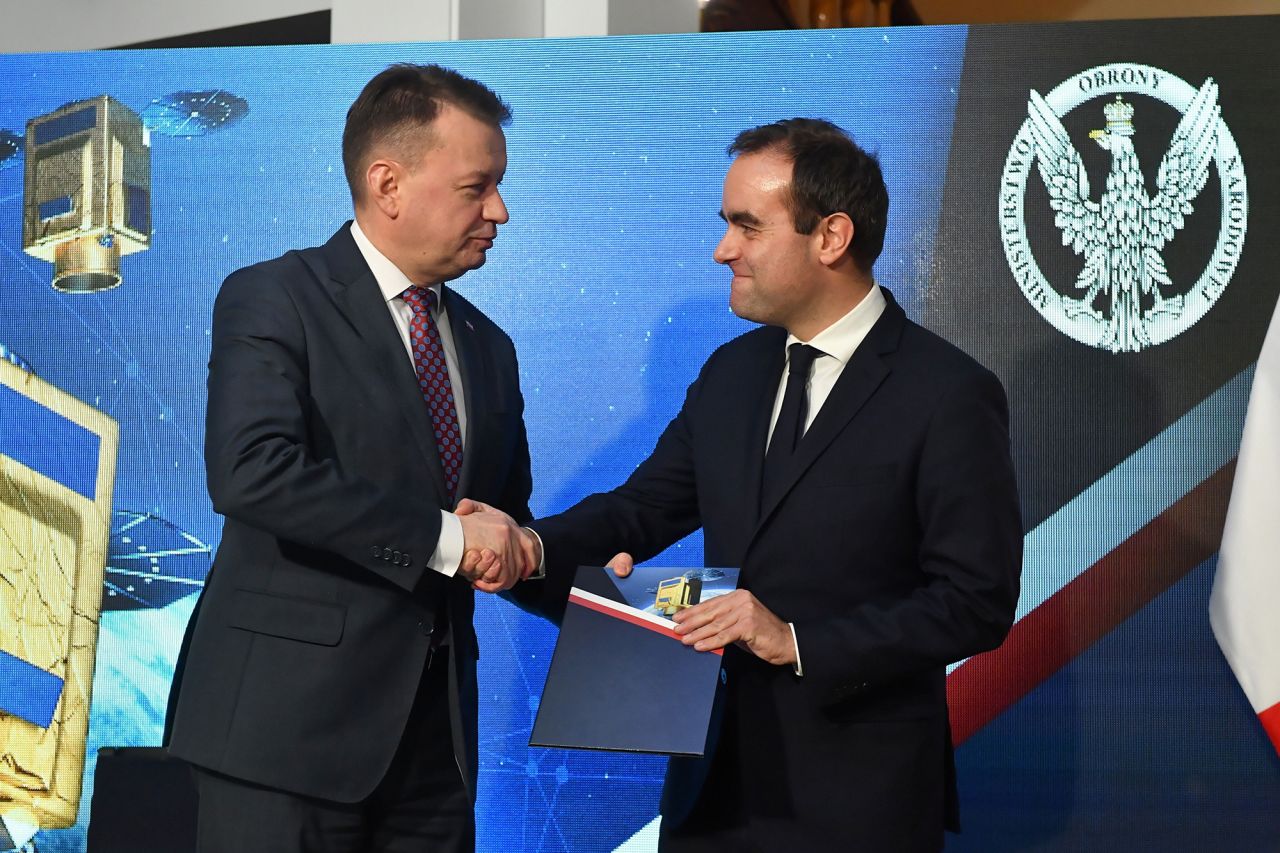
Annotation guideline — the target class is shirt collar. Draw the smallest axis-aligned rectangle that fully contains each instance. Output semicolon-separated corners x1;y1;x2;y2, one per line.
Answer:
349;220;444;309
785;284;886;366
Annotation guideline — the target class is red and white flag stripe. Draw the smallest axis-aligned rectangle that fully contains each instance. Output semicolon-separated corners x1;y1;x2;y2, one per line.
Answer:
1211;297;1280;755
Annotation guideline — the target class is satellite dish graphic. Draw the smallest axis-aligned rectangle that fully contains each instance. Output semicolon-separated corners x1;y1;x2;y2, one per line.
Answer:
0;129;20;169
141;89;249;137
104;510;212;610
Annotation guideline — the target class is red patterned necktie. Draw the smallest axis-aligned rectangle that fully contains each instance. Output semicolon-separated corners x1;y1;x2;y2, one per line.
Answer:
400;286;463;500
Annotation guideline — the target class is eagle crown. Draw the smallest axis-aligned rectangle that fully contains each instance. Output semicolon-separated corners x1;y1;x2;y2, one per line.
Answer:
1102;95;1135;136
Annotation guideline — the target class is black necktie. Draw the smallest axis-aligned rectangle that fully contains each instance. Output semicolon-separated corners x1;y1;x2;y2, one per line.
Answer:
761;343;822;506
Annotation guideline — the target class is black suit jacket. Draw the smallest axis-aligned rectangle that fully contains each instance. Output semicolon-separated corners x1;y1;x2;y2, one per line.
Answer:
525;291;1021;850
167;225;532;803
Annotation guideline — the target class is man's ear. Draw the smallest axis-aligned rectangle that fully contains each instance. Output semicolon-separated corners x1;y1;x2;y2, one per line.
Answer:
364;158;402;219
816;212;854;267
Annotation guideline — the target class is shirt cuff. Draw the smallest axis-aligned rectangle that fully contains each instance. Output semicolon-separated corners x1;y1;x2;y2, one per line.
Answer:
789;622;803;677
523;526;546;580
428;510;463;577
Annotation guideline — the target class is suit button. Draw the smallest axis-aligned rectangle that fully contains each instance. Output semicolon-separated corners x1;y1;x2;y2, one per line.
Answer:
403;553;412;566
392;550;402;563
382;549;393;561
371;546;382;559
418;620;433;637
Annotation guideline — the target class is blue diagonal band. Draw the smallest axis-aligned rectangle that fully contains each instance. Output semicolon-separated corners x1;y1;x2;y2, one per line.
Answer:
0;648;64;728
0;381;100;501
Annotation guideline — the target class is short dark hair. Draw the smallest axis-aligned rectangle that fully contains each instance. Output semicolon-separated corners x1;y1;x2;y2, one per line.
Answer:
342;63;512;204
728;118;888;272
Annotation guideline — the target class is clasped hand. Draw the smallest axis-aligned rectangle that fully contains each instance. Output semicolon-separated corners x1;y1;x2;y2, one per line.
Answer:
455;498;541;593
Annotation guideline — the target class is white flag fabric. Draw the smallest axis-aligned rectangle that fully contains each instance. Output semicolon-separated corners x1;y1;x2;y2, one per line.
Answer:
1211;298;1280;755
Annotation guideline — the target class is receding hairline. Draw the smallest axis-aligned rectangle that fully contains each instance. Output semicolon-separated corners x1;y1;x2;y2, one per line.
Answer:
350;101;507;204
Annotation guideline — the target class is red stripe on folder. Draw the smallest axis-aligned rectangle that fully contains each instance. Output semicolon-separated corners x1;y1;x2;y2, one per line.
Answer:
567;591;724;656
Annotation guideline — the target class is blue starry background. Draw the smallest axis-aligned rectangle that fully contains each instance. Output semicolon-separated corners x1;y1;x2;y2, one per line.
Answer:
0;26;966;852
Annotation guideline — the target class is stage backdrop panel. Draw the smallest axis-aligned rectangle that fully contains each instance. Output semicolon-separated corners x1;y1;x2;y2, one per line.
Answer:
0;15;1276;852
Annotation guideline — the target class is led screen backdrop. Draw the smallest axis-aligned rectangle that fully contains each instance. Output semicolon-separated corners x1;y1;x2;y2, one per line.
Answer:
1;15;1278;852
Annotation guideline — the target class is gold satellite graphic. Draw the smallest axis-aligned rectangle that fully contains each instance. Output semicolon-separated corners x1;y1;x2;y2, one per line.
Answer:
2;93;128;850
0;87;236;849
0;358;118;843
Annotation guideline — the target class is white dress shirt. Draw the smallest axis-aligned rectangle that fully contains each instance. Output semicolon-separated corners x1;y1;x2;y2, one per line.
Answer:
765;283;887;675
350;221;466;577
766;284;887;449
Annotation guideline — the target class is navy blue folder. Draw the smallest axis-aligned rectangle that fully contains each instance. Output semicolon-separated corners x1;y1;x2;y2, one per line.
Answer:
529;565;738;756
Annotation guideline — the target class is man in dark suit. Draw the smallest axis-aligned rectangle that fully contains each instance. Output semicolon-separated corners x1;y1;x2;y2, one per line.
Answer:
166;64;538;852
481;118;1022;851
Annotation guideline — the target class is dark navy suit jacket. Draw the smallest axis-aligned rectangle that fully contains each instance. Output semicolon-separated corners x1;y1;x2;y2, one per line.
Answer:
523;291;1022;850
167;225;532;803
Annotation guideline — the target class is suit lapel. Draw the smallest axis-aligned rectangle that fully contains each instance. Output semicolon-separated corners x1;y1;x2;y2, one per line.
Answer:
317;226;449;503
441;286;486;502
755;293;905;528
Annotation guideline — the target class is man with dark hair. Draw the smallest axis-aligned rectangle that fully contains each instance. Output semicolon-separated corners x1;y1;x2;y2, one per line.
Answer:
487;118;1022;850
166;63;538;852
726;117;889;271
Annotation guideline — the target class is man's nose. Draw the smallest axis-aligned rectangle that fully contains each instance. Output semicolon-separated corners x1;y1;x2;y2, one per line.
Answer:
712;231;736;264
486;190;510;224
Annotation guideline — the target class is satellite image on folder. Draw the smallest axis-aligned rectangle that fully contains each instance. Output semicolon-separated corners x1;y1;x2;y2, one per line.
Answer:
620;566;738;618
529;566;739;756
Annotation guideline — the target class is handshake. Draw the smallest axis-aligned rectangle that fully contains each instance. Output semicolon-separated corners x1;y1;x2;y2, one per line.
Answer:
451;504;791;665
454;498;542;593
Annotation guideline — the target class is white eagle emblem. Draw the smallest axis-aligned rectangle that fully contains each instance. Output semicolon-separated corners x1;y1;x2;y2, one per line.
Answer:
999;64;1247;355
1026;80;1220;353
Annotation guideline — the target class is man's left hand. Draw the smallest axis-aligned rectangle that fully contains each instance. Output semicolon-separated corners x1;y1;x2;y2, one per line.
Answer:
672;589;796;666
